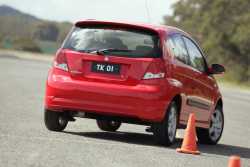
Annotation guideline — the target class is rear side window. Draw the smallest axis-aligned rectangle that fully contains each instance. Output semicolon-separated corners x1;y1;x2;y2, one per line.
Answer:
166;35;189;64
63;26;162;58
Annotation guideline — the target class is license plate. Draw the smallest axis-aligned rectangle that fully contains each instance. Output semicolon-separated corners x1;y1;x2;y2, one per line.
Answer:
91;62;120;75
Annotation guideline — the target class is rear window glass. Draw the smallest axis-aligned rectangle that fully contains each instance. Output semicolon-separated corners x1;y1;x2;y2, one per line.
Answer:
63;26;162;58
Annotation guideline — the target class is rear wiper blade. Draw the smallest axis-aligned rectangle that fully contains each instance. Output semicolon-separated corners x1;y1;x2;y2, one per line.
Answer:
76;49;96;53
90;48;132;55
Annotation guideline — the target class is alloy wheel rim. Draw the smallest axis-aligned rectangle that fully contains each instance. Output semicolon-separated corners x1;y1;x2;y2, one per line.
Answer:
209;109;223;142
110;121;119;127
168;106;177;142
58;116;67;126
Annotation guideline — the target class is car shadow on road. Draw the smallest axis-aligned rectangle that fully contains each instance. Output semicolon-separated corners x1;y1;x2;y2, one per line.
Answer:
63;131;250;159
64;131;158;146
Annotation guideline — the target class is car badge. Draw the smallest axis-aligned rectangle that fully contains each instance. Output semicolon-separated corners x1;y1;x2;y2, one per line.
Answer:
104;56;109;62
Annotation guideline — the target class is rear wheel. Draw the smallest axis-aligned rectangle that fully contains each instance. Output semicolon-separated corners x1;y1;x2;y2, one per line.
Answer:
197;106;224;145
44;110;68;131
152;102;178;146
96;120;121;132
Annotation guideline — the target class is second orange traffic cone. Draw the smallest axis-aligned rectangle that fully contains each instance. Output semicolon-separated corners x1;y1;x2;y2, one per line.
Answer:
176;113;200;155
228;156;241;167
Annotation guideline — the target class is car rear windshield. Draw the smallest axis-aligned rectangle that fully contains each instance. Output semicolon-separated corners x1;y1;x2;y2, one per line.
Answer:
63;25;162;58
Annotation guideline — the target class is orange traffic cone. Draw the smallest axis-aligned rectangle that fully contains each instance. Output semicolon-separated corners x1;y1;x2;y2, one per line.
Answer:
228;156;241;167
176;113;200;155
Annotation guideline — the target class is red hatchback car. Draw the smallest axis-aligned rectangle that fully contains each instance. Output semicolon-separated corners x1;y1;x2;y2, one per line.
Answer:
44;20;225;146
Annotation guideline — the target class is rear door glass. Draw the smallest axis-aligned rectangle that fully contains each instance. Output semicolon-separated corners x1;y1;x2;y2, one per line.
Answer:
183;36;206;72
166;34;189;64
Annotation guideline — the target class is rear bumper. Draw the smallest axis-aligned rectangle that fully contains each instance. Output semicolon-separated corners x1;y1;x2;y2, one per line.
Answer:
45;68;171;122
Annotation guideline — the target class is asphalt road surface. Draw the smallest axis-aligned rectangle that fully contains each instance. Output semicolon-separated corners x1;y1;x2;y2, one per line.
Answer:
0;55;250;167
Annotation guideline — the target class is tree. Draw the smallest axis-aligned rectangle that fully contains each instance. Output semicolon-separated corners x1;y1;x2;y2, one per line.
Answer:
33;22;59;41
164;0;250;83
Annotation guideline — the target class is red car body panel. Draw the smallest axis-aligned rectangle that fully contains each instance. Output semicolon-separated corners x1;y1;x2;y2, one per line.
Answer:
45;20;223;129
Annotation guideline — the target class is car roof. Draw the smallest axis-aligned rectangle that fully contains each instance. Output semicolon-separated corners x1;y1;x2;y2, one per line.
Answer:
75;20;190;37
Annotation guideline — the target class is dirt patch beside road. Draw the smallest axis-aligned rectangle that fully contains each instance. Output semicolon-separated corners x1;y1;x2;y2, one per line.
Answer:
0;49;53;62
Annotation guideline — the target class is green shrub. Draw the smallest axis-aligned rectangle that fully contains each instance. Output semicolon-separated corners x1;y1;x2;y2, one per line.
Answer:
12;38;41;53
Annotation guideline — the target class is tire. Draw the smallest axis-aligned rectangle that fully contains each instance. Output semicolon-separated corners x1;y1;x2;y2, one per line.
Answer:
96;120;121;132
152;102;178;146
197;105;224;145
44;110;68;131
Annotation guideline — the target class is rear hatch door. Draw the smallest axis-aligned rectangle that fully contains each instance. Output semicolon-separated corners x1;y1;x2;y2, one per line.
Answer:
63;23;162;86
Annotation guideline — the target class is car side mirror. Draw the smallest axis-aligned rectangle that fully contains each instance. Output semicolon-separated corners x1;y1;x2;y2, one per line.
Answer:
208;64;225;75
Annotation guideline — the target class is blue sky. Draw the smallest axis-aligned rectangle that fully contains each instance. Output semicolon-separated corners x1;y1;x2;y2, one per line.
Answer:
0;0;178;24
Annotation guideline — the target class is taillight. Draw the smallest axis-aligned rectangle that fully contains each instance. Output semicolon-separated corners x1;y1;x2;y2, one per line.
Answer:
143;72;165;79
54;50;69;71
143;61;166;80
